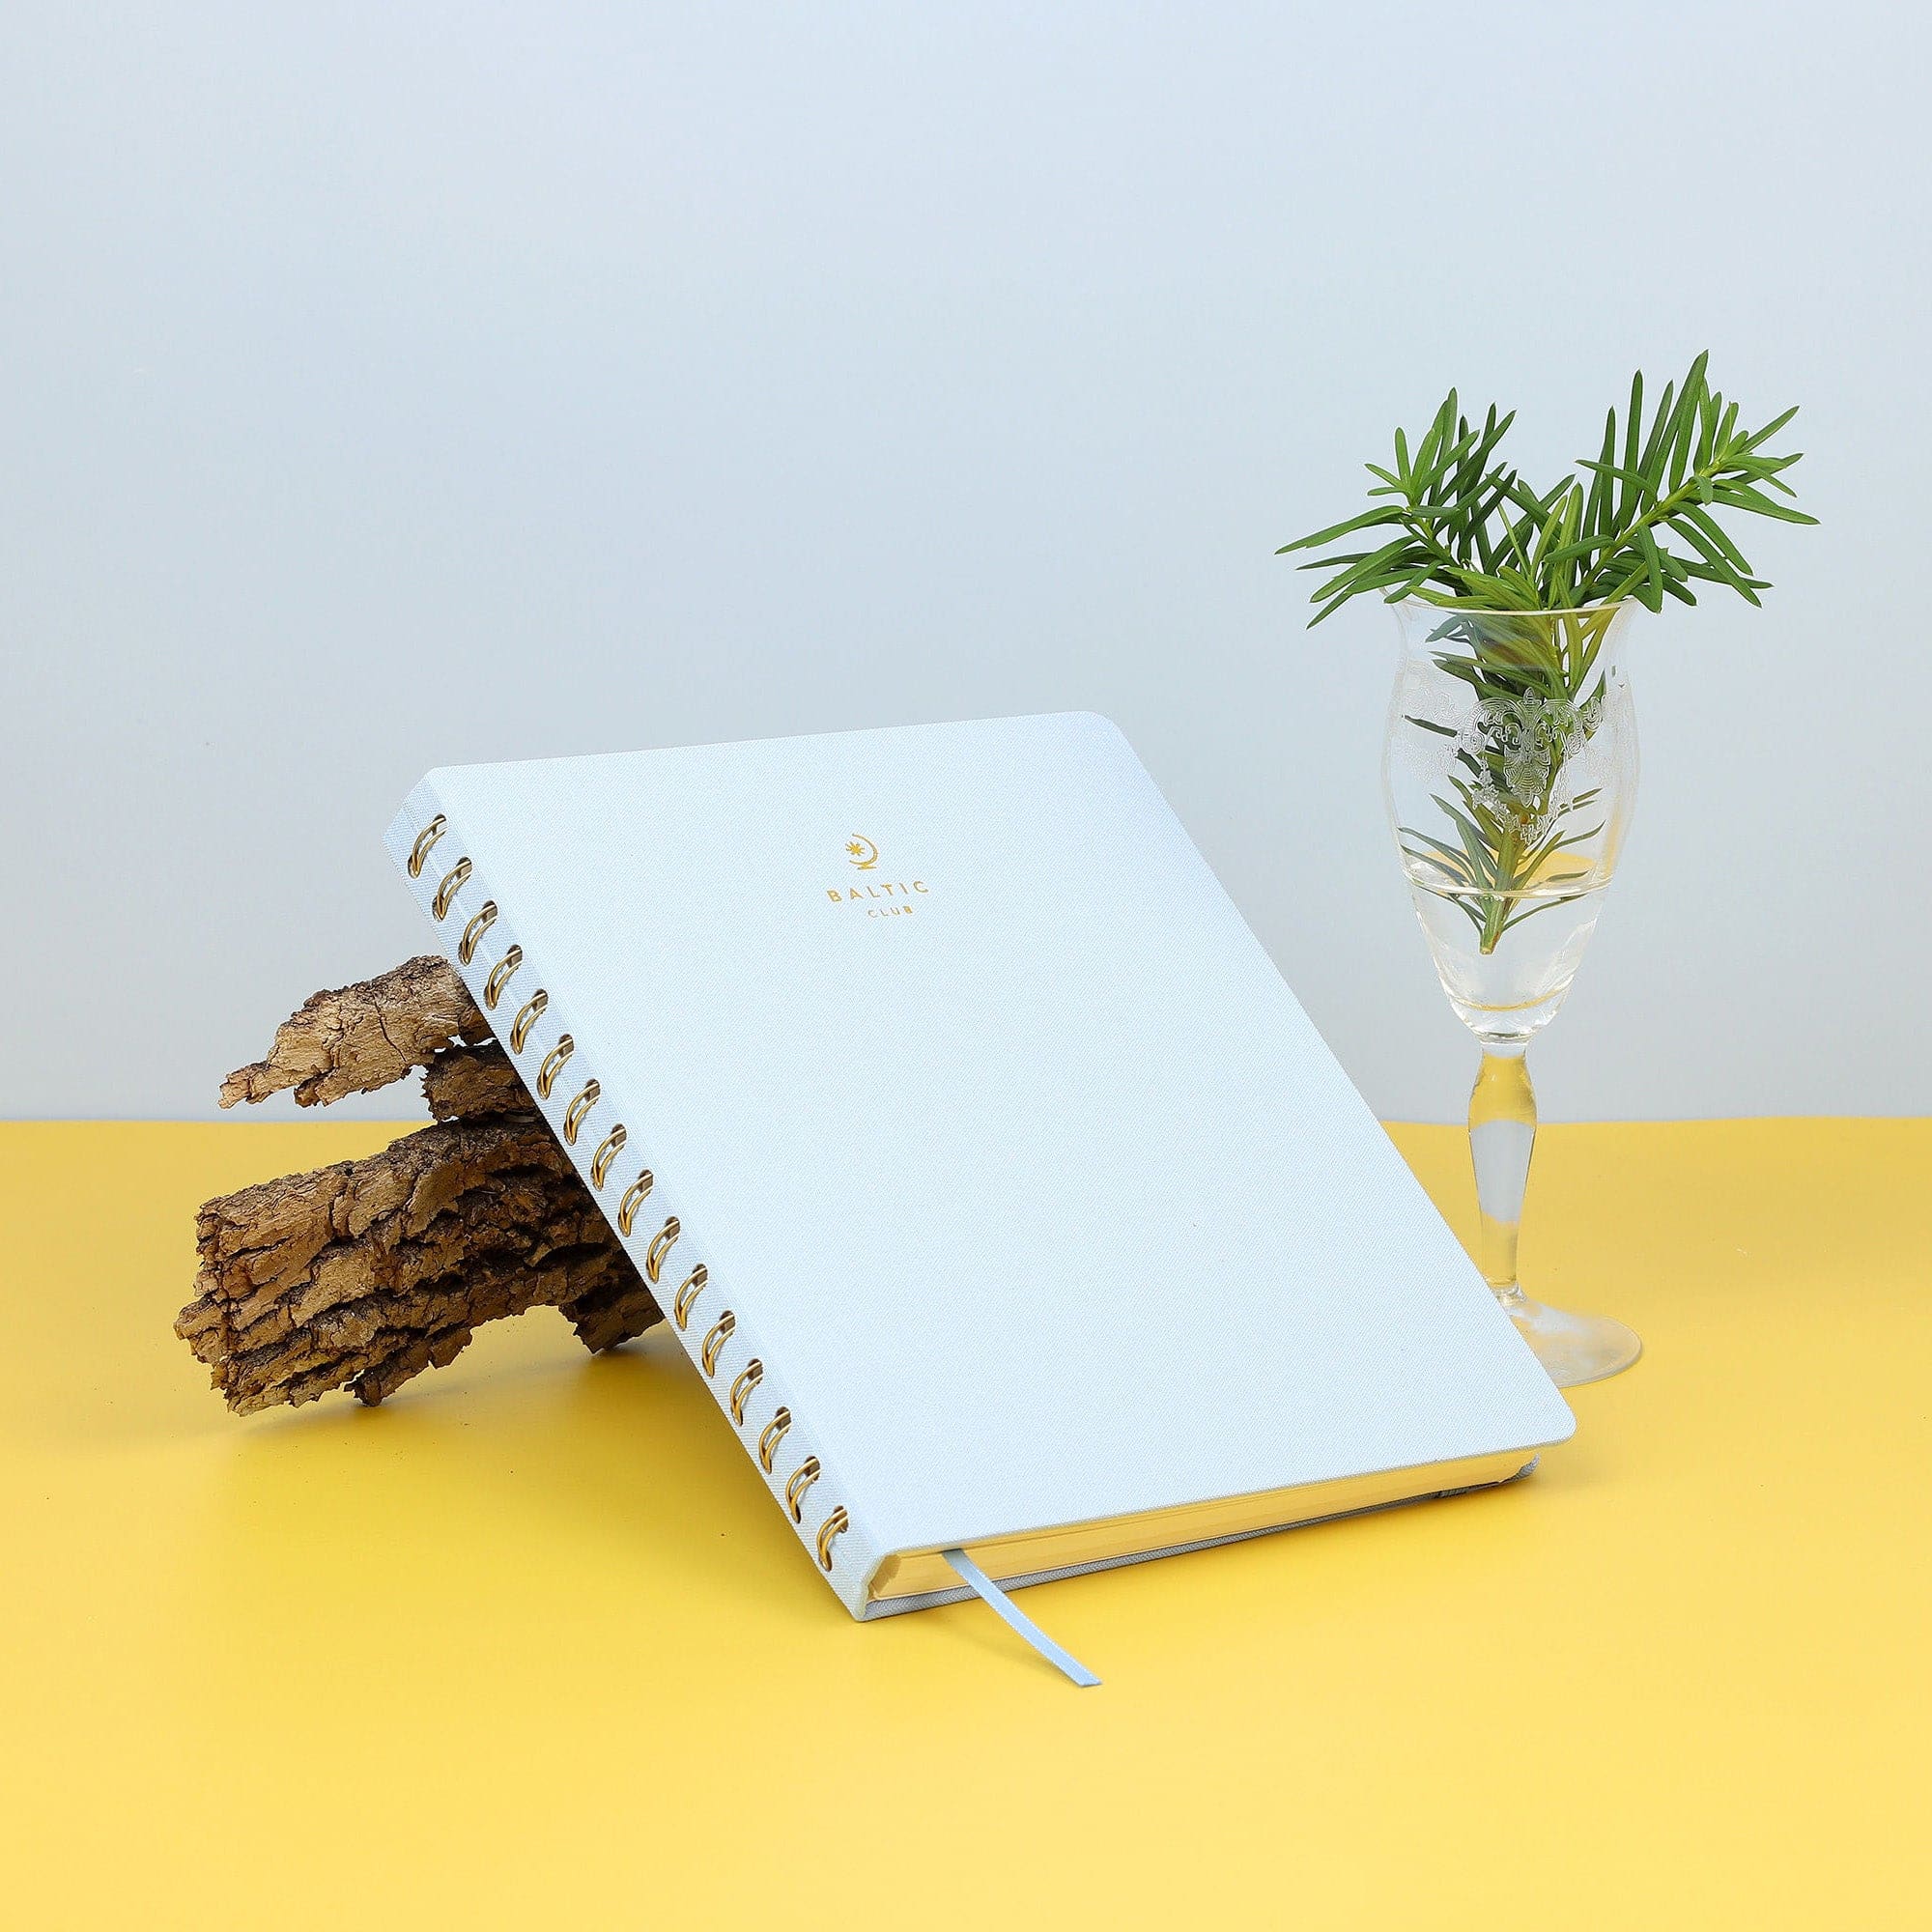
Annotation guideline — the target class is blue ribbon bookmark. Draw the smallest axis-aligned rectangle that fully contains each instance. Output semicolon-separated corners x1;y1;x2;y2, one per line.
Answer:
943;1548;1101;1688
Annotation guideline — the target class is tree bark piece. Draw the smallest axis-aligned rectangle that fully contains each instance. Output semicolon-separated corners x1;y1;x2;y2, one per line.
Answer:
179;1118;661;1412
218;955;489;1109
189;952;662;1413
422;1041;533;1122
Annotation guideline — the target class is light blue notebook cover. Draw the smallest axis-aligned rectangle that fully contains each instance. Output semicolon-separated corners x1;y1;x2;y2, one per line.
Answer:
387;713;1574;1621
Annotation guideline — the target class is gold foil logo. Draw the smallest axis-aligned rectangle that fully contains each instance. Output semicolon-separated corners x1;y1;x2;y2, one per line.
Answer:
828;834;926;917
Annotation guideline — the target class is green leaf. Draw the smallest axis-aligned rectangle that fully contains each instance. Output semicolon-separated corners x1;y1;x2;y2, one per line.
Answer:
1711;482;1821;525
1738;403;1799;453
1618;369;1643;527
1274;505;1405;554
1637;379;1678;482
1576;458;1662;502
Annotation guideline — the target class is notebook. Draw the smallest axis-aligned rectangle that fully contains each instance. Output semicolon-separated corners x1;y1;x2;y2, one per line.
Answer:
386;713;1573;1670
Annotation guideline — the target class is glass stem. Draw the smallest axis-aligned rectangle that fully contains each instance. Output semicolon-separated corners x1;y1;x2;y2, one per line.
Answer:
1468;1047;1536;1306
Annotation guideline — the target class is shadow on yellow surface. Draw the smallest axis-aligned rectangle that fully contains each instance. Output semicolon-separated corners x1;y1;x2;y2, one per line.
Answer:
3;1119;1927;1928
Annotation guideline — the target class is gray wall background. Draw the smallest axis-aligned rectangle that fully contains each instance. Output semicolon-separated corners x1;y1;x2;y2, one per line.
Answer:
6;2;1926;1122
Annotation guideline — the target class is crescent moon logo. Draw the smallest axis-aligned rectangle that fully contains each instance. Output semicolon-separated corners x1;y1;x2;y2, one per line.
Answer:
844;835;879;870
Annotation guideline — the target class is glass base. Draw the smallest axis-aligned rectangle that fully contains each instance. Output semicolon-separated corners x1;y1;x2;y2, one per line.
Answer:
1493;1285;1641;1388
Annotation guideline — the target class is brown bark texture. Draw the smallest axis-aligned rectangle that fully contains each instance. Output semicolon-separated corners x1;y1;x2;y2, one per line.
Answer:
185;957;660;1412
218;954;490;1109
422;1041;534;1122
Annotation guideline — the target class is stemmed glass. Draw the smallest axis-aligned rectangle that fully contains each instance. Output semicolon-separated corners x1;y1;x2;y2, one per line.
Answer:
1383;602;1642;1387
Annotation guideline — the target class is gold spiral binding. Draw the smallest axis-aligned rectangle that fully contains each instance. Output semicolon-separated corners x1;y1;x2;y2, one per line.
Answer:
483;945;523;1009
700;1312;736;1377
815;1507;850;1571
458;900;497;965
784;1458;822;1523
673;1264;707;1329
509;990;548;1053
408;815;446;877
436;899;842;1577
432;857;471;920
536;1035;574;1098
562;1078;601;1144
616;1170;654;1236
589;1124;626;1189
757;1408;792;1473
728;1359;764;1424
643;1216;680;1284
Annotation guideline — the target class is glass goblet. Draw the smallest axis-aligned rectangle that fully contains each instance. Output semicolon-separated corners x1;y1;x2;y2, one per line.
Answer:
1383;602;1643;1387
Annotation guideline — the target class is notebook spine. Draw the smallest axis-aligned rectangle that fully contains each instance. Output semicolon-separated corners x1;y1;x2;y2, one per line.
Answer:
386;789;876;1611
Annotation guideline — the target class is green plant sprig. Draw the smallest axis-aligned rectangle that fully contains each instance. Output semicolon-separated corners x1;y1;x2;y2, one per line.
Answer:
1277;353;1816;622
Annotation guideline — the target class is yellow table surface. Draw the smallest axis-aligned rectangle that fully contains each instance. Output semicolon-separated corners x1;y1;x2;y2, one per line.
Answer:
4;1119;1928;1928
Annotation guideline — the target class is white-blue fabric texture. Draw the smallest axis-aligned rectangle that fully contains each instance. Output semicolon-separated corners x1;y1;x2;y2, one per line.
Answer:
386;713;1575;1619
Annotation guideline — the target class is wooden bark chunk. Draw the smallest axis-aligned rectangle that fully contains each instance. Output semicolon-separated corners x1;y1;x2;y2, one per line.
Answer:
188;953;664;1413
422;1041;533;1122
179;1118;661;1412
218;954;489;1109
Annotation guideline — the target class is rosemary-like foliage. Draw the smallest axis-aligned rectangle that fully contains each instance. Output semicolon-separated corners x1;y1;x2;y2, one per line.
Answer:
1396;606;1621;954
1277;353;1815;622
1279;356;1815;954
